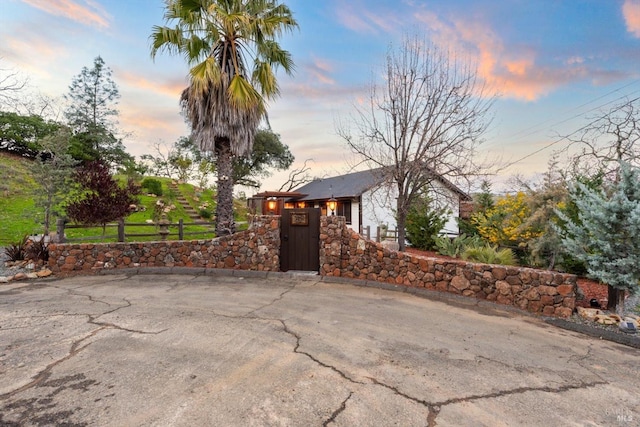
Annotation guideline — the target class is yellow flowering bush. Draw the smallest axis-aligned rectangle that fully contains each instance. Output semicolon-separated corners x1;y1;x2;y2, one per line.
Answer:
471;192;542;247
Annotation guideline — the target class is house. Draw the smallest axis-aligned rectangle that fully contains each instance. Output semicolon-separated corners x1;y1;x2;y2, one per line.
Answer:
249;168;472;241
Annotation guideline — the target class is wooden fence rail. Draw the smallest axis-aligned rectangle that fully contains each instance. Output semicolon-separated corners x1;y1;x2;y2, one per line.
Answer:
359;225;399;242
56;218;215;243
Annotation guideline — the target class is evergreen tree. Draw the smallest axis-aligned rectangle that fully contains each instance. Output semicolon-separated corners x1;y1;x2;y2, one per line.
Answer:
405;195;450;251
64;56;133;168
556;161;640;314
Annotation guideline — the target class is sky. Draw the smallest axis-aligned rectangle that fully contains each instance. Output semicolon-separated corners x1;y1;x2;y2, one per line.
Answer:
2;0;640;194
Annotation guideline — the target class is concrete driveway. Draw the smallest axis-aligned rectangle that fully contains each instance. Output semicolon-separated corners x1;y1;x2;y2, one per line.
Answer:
0;271;637;426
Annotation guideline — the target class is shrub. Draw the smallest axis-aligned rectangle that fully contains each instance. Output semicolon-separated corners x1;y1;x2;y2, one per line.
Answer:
4;235;29;261
141;178;163;196
462;245;517;265
66;160;141;230
199;208;212;220
25;236;49;262
405;197;449;251
434;234;483;258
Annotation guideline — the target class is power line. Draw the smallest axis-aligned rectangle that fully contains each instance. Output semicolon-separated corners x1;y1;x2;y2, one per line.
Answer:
492;83;640;171
493;103;633;173
499;79;640;143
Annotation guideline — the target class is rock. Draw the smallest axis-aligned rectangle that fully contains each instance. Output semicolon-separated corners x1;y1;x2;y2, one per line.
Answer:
577;306;601;320
594;314;619;325
13;272;27;281
451;276;470;291
0;276;9;283
495;280;511;295
36;269;53;278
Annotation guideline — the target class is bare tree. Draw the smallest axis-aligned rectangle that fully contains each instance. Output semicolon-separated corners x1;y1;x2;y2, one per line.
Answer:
338;35;494;250
0;60;28;109
278;159;314;191
562;97;640;180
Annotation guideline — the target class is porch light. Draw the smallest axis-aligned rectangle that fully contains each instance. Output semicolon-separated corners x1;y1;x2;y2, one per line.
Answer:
267;197;277;213
327;196;337;216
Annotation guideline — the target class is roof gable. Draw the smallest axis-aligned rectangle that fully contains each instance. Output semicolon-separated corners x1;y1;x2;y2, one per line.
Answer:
292;167;472;201
293;169;384;200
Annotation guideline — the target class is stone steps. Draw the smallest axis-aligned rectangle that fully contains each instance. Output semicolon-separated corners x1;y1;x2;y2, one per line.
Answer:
170;183;206;222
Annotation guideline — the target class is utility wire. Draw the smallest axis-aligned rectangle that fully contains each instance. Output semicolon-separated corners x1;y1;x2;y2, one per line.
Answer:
493;84;640;171
499;79;640;142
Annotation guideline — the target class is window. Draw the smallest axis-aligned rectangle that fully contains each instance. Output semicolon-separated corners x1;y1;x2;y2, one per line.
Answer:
337;201;352;224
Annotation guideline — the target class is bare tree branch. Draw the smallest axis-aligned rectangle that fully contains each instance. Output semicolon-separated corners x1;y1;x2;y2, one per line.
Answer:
559;96;640;180
278;158;314;191
0;60;28;109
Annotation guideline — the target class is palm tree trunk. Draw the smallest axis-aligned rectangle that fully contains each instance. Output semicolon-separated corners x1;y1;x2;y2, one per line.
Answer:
215;139;235;236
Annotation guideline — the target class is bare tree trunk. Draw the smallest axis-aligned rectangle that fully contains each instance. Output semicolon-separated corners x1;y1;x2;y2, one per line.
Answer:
397;209;407;252
607;285;625;315
215;139;235;236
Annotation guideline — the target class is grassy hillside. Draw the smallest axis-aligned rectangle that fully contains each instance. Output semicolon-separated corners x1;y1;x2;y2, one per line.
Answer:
0;153;40;244
0;152;248;245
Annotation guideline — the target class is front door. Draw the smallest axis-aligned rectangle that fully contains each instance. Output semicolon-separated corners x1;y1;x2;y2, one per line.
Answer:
280;208;320;272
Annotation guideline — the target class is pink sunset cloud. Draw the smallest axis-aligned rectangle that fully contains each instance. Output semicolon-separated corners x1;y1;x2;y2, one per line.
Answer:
20;0;110;29
622;0;640;37
305;57;336;85
415;11;586;101
117;71;186;99
334;1;399;35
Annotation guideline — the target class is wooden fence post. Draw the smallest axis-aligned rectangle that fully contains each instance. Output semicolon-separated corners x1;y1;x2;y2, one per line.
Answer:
179;219;184;241
56;218;66;243
118;218;125;242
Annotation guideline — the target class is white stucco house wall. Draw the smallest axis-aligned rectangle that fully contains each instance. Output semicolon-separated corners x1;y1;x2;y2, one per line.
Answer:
287;168;471;241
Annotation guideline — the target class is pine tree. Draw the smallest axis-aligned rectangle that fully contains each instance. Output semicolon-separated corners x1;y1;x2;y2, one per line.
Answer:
556;161;640;314
64;56;132;168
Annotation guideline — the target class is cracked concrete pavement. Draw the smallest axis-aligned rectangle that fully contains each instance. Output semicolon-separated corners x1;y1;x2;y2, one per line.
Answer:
0;271;638;426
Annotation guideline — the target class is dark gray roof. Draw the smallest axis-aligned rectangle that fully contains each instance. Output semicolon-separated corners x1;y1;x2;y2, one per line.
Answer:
292;169;383;201
292;167;471;201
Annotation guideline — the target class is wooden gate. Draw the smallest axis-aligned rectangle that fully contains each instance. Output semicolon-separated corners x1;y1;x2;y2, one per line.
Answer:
280;208;320;272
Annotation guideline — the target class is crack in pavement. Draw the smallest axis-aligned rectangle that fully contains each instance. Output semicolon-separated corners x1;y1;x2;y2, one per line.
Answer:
368;375;609;426
1;288;167;401
322;391;353;426
244;285;297;317
0;326;107;401
279;319;366;385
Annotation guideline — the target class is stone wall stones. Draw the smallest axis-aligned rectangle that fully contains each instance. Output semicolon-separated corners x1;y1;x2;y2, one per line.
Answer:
48;216;280;273
319;216;576;318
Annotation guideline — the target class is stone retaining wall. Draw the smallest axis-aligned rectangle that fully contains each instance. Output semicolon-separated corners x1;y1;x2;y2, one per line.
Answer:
320;216;576;318
48;216;280;273
48;214;576;318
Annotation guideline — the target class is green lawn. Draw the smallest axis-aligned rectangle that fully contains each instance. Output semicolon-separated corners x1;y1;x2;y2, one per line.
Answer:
0;154;248;245
0;154;42;244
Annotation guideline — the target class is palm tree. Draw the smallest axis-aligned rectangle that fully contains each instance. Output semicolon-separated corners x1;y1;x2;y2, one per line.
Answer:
151;0;297;235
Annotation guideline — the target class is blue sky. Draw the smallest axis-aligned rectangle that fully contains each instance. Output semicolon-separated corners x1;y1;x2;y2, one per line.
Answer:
2;0;640;192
